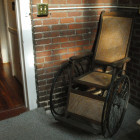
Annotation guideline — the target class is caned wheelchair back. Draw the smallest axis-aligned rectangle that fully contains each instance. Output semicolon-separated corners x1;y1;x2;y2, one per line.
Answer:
94;11;133;63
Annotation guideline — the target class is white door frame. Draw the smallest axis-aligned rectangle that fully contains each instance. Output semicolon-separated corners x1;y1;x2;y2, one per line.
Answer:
15;0;37;110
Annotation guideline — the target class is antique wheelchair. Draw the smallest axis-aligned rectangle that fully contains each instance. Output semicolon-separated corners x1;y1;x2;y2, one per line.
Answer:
50;11;134;137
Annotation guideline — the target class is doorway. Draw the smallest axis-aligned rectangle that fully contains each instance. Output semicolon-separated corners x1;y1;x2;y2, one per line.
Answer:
0;0;26;120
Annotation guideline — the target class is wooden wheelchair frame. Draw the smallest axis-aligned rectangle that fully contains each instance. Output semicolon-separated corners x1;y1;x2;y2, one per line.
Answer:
50;11;134;137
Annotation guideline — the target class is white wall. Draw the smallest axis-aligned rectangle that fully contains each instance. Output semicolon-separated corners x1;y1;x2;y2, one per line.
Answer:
15;0;37;110
0;0;10;63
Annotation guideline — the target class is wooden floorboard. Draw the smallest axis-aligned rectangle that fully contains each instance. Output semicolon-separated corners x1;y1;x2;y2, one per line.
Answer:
0;106;28;121
0;61;26;120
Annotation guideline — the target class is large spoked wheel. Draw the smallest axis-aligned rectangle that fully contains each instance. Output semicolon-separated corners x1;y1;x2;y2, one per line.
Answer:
50;63;71;117
107;74;130;136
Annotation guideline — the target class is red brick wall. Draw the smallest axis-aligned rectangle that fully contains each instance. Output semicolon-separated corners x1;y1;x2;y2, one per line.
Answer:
31;0;140;109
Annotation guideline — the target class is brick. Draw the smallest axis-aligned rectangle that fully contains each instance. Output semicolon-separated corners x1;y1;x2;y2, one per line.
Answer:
83;0;118;4
83;45;93;50
47;78;54;84
61;53;75;60
52;25;68;30
45;56;60;62
83;33;94;39
76;29;89;34
43;19;59;25
45;68;59;75
32;7;37;13
37;75;47;81
52;49;67;55
34;26;51;32
36;51;51;57
38;95;48;102
76;16;99;23
67;0;82;4
76;51;88;55
52;37;69;43
35;46;44;52
51;12;67;17
83;11;97;16
34;34;43;39
38;81;46;87
43;0;49;3
49;0;66;4
32;0;41;5
35;39;51;45
61;42;76;48
69;24;83;29
77;40;90;46
37;92;47;98
36;58;45;63
69;35;83;41
36;69;45;75
68;47;83;52
44;62;54;68
44;32;60;38
33;20;42;26
38;101;47;107
83;22;97;28
60;18;74;24
45;44;61;50
32;13;37;19
68;11;82;17
46;73;54;79
36;64;44;69
60;30;75;36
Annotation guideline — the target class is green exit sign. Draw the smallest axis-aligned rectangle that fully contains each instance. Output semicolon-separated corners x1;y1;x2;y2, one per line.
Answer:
37;3;48;17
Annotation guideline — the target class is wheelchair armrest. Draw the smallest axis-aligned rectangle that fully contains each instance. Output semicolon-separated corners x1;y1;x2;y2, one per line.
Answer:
69;52;93;61
111;57;131;67
95;57;131;68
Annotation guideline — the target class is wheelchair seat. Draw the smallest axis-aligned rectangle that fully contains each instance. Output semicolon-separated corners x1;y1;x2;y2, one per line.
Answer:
74;71;112;89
